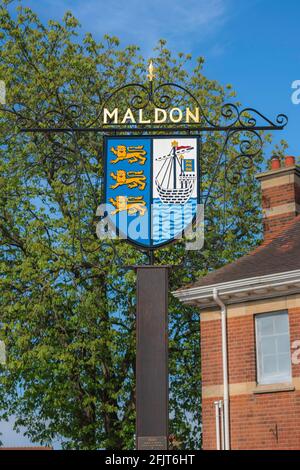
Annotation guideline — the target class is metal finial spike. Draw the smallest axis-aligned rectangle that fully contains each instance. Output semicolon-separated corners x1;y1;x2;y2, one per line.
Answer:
148;60;155;82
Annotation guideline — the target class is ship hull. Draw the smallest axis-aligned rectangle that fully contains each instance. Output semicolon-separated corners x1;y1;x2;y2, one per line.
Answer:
155;178;195;204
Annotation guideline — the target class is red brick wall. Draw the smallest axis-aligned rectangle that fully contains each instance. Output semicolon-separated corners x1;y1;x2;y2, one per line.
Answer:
227;315;256;384
261;183;300;209
201;319;222;387
260;178;300;241
289;307;300;379
203;393;300;450
263;213;298;241
201;308;300;450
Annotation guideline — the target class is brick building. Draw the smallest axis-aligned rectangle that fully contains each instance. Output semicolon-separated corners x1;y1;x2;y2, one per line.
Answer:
174;156;300;450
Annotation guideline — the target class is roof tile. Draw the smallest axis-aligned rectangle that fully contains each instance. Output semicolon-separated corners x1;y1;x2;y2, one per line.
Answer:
180;214;300;289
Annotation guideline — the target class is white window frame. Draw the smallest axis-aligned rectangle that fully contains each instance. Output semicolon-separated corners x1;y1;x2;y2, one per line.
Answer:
255;310;292;385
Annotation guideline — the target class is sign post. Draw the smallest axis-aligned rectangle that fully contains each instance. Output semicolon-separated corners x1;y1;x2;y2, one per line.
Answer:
136;265;169;450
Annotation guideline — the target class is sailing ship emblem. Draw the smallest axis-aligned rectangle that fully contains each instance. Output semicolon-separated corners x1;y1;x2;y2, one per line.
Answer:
155;140;196;205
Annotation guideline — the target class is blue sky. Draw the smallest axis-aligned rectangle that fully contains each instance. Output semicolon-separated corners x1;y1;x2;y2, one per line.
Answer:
16;0;300;157
2;0;300;447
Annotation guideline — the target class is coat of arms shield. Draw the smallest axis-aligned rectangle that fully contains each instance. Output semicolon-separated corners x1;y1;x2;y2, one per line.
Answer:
104;136;199;249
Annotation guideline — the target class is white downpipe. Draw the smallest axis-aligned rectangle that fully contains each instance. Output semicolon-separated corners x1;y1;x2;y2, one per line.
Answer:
219;400;225;451
214;400;221;450
213;288;230;450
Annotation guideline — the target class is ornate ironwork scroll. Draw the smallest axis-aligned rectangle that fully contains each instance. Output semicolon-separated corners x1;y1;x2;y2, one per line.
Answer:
0;61;288;205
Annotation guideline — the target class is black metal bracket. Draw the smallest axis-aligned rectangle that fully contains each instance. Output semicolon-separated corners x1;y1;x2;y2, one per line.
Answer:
0;72;288;253
15;79;287;133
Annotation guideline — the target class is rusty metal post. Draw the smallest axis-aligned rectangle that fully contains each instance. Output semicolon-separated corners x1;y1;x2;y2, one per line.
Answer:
136;266;169;450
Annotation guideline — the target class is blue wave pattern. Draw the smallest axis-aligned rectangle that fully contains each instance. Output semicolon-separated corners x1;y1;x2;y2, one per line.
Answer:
152;198;197;245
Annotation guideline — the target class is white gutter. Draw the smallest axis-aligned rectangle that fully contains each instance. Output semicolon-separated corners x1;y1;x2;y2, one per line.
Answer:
213;288;230;450
173;269;300;307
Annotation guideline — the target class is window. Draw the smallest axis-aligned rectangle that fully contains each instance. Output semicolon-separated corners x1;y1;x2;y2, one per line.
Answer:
255;311;291;385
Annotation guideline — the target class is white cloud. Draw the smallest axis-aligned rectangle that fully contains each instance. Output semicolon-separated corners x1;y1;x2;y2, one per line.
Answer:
23;0;229;53
79;0;227;48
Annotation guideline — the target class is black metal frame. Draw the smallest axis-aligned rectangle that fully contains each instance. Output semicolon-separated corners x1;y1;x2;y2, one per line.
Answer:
18;80;288;133
0;76;288;256
14;79;288;190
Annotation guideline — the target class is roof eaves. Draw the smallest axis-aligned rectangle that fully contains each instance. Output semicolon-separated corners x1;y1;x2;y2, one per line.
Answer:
173;268;300;307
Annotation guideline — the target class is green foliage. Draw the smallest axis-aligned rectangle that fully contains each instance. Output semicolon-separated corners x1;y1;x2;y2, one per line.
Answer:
0;1;268;449
270;139;289;167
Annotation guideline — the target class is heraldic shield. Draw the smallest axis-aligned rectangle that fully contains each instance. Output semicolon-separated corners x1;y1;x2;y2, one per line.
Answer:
104;136;200;249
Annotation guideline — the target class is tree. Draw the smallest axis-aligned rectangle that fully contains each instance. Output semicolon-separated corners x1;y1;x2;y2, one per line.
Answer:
0;1;268;449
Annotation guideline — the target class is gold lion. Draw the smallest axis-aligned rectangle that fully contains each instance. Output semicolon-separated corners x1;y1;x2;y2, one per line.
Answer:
110;145;146;165
110;170;146;190
109;196;147;216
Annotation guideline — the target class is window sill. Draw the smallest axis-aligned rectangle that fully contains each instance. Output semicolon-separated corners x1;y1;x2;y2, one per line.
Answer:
253;382;295;394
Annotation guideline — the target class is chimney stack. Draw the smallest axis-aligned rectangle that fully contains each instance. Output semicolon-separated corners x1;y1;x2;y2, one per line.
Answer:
256;157;300;241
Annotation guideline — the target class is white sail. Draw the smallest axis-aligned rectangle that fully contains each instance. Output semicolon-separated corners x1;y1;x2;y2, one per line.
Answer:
154;140;196;204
